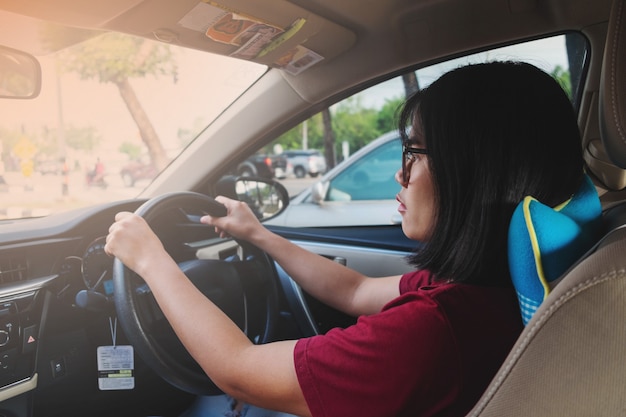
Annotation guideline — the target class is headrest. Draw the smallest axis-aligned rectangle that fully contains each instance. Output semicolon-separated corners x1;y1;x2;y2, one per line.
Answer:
508;175;602;325
599;0;626;168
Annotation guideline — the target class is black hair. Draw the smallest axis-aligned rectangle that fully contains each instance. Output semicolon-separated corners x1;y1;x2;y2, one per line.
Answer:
399;61;584;286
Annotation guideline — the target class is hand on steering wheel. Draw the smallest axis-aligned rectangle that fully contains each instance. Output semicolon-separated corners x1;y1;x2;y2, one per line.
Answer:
111;192;279;395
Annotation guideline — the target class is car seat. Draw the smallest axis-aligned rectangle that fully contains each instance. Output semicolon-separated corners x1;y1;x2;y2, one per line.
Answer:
467;0;626;415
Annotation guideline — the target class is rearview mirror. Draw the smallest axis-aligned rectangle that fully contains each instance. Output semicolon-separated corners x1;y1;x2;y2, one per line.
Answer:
215;176;289;221
0;45;41;99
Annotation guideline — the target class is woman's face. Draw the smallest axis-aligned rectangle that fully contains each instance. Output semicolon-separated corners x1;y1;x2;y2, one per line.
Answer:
395;120;436;242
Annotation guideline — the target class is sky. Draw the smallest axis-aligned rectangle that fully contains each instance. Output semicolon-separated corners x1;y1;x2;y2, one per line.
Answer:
358;35;570;109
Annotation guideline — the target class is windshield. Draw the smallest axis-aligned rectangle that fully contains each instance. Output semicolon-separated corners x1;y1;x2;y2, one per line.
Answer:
0;30;265;220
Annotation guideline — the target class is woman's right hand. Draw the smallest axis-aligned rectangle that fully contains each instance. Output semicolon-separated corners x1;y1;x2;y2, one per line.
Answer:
201;196;268;244
204;197;399;317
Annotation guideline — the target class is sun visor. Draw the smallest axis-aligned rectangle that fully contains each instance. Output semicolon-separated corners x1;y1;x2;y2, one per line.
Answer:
110;0;356;75
0;0;145;28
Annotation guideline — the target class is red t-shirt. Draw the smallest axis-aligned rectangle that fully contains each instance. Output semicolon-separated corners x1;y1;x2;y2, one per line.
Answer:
294;269;523;417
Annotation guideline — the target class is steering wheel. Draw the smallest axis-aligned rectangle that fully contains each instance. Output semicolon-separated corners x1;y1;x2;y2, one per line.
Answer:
112;191;279;395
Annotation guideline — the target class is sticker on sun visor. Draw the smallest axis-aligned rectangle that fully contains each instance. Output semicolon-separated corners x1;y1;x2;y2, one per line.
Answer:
179;2;283;58
274;45;324;76
179;2;322;73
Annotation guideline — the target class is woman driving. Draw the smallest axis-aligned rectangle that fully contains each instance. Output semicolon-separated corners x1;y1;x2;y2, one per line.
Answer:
105;61;587;417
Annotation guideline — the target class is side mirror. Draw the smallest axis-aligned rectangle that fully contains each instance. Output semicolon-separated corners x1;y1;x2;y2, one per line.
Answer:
0;45;41;99
310;180;329;205
215;176;289;221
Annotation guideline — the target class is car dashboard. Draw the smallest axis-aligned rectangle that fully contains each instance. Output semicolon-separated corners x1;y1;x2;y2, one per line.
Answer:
0;199;204;416
0;200;141;390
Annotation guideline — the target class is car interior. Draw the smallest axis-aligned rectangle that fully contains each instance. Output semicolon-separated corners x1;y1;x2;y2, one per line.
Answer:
0;0;624;416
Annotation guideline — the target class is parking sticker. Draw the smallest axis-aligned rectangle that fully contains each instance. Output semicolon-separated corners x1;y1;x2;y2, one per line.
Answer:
97;345;135;390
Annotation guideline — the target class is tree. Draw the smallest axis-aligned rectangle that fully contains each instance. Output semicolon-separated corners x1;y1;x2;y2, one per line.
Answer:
551;65;572;100
319;72;416;165
332;97;381;151
272;72;414;164
402;72;420;97
119;141;143;160
321;109;336;169
377;96;405;134
63;125;101;152
272;113;324;151
58;33;177;170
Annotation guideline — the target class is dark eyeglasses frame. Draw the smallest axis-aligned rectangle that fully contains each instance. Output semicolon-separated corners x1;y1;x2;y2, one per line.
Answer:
402;144;428;184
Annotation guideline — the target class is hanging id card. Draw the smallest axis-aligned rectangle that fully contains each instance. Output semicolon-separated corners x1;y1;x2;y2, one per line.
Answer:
97;345;135;390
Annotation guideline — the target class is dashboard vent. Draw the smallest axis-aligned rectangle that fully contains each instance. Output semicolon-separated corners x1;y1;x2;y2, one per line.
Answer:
0;256;28;284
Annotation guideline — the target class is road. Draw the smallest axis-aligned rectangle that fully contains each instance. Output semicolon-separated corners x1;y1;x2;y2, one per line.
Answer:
277;176;317;197
0;171;318;219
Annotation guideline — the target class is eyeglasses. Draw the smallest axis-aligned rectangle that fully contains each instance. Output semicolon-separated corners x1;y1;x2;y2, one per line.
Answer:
402;144;428;184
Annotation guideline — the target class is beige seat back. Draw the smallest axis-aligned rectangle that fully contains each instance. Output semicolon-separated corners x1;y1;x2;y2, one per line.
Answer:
468;225;626;416
468;0;626;415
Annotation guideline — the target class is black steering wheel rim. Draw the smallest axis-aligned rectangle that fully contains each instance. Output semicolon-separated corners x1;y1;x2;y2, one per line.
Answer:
113;191;279;395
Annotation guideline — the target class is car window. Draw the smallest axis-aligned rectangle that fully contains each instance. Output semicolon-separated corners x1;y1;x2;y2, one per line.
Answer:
327;138;401;201
268;32;588;227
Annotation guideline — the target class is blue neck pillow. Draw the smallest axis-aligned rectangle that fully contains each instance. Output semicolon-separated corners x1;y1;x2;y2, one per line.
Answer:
508;175;602;325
